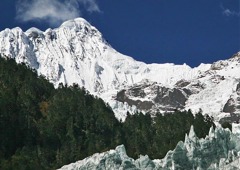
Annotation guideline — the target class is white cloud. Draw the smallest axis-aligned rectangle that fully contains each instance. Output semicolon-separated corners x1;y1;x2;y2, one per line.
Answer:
223;8;240;17
16;0;100;26
221;4;240;17
80;0;100;13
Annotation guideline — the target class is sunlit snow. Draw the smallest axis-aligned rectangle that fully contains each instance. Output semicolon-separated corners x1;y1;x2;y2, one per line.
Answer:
0;18;240;121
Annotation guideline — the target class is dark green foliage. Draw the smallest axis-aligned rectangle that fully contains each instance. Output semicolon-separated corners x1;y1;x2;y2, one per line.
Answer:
123;112;154;158
0;57;122;169
123;109;215;159
193;111;215;138
221;121;232;131
0;56;215;169
38;85;121;167
0;57;54;160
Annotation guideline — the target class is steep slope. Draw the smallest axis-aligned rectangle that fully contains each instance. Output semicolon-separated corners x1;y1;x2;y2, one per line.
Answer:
0;18;239;120
58;126;240;170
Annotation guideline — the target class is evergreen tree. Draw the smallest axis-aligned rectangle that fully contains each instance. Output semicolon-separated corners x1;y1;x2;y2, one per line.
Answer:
0;56;216;169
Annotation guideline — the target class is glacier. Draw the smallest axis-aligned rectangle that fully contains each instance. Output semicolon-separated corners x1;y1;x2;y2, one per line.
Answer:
58;126;240;170
0;18;240;121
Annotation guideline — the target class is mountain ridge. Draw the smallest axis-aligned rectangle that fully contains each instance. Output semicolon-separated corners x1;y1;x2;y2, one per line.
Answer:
0;17;239;121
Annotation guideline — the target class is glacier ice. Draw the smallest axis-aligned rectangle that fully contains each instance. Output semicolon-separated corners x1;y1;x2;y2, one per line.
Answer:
59;126;240;170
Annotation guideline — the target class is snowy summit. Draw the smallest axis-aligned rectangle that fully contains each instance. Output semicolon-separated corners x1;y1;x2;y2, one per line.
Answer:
0;18;240;122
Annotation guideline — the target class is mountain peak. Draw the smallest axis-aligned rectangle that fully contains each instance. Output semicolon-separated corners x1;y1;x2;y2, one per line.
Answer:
25;27;43;38
230;52;240;60
60;17;93;30
0;17;240;121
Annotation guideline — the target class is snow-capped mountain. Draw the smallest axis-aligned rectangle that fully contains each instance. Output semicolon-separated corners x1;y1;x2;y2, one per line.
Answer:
58;125;240;170
0;17;240;121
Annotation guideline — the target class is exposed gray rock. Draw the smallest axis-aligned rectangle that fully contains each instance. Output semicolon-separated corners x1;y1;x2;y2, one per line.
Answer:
154;87;187;110
116;82;191;113
175;79;190;88
211;60;229;70
116;90;154;110
223;98;236;114
236;82;240;93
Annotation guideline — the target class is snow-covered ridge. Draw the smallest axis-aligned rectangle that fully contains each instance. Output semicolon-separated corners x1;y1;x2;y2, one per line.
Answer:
58;126;240;170
0;17;239;121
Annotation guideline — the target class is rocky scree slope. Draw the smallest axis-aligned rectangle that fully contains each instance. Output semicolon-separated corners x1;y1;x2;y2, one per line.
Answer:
0;18;240;121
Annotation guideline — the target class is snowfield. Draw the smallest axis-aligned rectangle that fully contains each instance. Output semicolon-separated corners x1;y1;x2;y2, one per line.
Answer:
0;18;240;122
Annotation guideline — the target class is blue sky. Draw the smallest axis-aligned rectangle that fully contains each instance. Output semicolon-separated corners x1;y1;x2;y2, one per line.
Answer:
0;0;239;67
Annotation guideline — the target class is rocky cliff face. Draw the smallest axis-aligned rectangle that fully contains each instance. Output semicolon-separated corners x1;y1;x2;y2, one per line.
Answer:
0;18;240;121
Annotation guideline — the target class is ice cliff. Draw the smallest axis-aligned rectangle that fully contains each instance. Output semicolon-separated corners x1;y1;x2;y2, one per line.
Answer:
59;126;240;170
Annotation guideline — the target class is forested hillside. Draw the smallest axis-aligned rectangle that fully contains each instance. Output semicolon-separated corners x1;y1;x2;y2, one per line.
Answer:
0;57;215;169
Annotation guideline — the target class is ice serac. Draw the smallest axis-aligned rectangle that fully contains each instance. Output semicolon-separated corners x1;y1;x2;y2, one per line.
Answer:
0;18;240;120
58;126;240;170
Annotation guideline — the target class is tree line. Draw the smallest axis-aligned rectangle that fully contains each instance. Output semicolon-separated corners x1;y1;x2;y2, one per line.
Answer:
0;57;215;169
